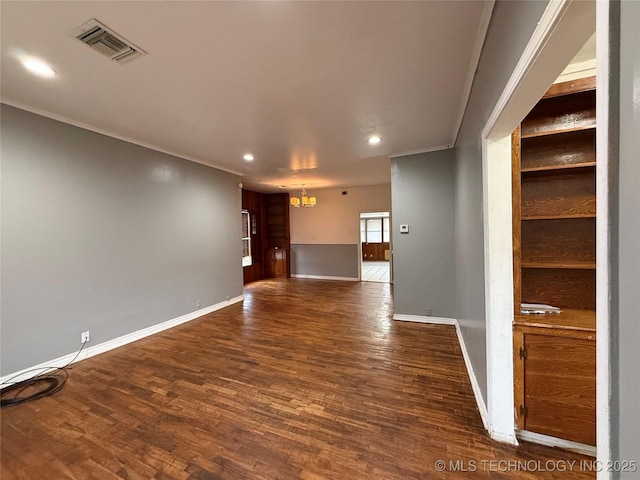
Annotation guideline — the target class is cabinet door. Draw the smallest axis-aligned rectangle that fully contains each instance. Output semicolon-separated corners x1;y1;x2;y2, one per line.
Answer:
517;332;596;445
267;248;288;278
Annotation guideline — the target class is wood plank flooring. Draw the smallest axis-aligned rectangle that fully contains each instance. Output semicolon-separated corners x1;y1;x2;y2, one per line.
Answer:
1;279;595;479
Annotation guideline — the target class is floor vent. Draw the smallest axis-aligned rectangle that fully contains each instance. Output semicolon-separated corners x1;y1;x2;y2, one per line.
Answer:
72;19;146;63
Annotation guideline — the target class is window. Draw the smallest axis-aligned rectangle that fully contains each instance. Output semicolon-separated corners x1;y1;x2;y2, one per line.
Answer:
361;215;390;243
242;210;252;267
366;218;383;242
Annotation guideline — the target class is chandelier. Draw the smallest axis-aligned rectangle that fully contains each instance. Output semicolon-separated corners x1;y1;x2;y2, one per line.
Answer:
290;184;316;208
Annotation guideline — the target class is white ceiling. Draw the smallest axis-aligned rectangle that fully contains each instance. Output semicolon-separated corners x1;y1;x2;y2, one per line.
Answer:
1;1;491;192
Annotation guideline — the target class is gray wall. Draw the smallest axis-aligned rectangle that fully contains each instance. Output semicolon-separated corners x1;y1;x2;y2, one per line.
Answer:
1;105;243;375
616;0;640;475
291;244;358;278
453;0;550;400
391;150;456;318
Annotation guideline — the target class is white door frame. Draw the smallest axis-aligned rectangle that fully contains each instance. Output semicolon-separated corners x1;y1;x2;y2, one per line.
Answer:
480;0;606;464
358;211;392;283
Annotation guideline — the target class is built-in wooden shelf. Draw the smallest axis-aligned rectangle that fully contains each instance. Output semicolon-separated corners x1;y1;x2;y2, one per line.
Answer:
521;168;595;218
512;76;597;446
521;162;596;174
542;76;596;99
522;213;596;221
521;88;596;138
520;128;595;171
514;308;596;333
522;261;596;270
520;124;596;139
522;268;595;310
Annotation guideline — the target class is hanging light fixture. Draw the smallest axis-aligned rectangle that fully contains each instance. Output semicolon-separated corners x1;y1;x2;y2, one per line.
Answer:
290;184;317;208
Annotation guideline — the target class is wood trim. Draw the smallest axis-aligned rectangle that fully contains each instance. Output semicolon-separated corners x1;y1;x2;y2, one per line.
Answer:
521;261;596;269
521;162;596;173
522;213;596;221
520;124;596;139
513;324;596;340
515;309;596;333
513;330;525;429
542;76;596;99
514;327;596;342
512;126;522;313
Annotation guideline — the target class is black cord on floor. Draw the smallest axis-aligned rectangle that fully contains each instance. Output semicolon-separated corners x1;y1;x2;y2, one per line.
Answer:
0;340;88;408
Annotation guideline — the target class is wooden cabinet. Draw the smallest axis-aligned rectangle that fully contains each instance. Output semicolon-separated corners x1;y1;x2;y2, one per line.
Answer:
265;193;290;278
512;77;596;446
267;247;290;278
242;190;290;283
362;242;390;261
266;194;288;242
513;316;596;445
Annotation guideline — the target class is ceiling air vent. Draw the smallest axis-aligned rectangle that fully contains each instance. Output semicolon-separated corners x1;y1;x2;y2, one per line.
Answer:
72;19;146;63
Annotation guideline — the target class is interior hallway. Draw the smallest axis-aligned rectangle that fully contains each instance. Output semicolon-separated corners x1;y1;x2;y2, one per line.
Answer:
1;279;594;479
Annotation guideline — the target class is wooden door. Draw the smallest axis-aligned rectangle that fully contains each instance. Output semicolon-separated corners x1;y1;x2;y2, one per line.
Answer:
267;248;289;278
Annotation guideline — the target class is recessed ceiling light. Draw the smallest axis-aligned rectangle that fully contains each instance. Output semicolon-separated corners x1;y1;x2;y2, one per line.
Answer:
243;153;254;162
22;59;56;78
368;135;382;145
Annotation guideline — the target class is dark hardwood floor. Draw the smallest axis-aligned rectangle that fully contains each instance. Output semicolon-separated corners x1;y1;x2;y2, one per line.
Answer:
1;279;595;479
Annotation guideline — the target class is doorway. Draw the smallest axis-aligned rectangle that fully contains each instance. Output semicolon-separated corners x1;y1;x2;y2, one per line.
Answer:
359;212;390;283
511;66;597;453
480;0;600;454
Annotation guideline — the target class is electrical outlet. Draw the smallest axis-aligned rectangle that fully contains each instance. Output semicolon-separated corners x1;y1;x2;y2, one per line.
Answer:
425;307;432;316
81;331;90;343
196;299;201;309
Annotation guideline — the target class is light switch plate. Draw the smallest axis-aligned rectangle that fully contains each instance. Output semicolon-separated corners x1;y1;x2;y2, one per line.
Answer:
400;224;409;234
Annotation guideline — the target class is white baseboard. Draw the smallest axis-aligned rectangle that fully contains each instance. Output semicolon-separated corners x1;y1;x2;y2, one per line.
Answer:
454;322;493;438
0;295;244;387
393;312;504;444
516;430;596;457
392;313;457;325
291;274;359;282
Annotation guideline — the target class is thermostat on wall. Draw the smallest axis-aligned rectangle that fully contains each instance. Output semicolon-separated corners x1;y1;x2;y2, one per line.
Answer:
400;224;409;234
